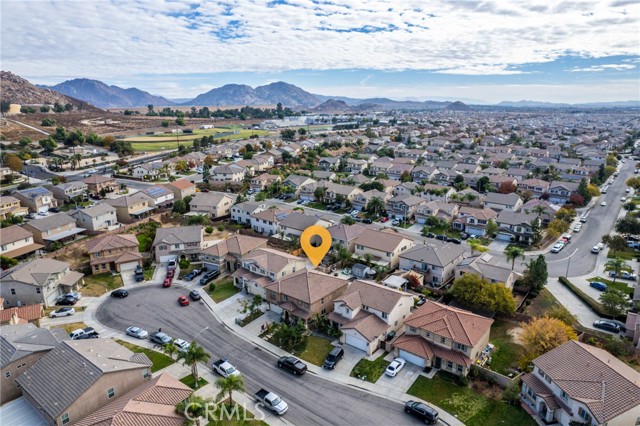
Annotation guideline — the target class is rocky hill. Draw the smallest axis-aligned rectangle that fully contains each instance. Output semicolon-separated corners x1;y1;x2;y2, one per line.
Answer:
254;82;320;107
444;101;472;111
1;71;98;110
311;99;352;113
183;82;321;108
41;78;175;108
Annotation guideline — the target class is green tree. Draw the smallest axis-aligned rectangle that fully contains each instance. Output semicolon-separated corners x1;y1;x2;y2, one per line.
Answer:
215;374;245;406
450;274;515;315
366;197;385;216
477;176;490;193
272;320;307;352
341;215;355;225
485;219;498;237
467;239;488;254
3;153;23;172
177;340;210;389
602;234;627;252
175;395;211;426
599;289;629;317
577;178;591;203
41;117;56;126
176;117;186;126
504;246;525;270
527;255;548;291
314;186;327;203
161;120;170;128
1;256;18;269
604;258;632;284
163;340;178;360
626;177;640;190
400;170;412;182
38;137;58;154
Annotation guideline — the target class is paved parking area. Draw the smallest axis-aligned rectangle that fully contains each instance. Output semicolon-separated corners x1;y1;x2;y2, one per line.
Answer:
375;356;423;393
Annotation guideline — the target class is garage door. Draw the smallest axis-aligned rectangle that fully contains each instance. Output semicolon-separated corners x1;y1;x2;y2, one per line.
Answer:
495;232;513;242
119;261;139;271
399;349;426;368
345;334;369;352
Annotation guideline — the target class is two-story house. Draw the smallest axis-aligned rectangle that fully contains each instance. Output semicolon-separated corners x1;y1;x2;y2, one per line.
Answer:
0;196;29;220
318;157;340;170
547;181;580;204
495;210;540;243
327;223;367;252
86;234;143;274
151;226;203;262
328;280;413;354
232;248;307;299
17;339;153;426
265;270;348;324
456;255;519;289
346;158;368;173
519;178;550;199
521;340;640;426
13;187;57;214
452;207;498;236
0;258;84;307
140;185;175;209
351;190;390;212
22;213;86;246
250;208;292;236
164;179;197;201
412;166;439;182
210;163;246;182
189;192;234;219
484;192;523;212
0;225;42;259
278;213;330;239
281;175;317;197
323;182;362;206
50;182;88;203
399;243;466;287
353;229;414;268
250;174;281;191
69;203;118;232
386;194;426;220
200;234;268;273
83;175;118;197
392;300;493;376
104;192;155;223
415;201;459;224
231;201;266;225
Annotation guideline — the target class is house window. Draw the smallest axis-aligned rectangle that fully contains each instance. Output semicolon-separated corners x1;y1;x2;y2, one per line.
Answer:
578;407;591;422
61;413;70;425
409;326;416;332
447;361;453;369
382;312;388;319
455;343;466;351
440;337;446;344
107;388;115;398
174;244;180;249
36;288;41;294
561;390;568;400
321;297;325;304
10;289;15;295
457;365;463;373
282;295;288;301
4;372;10;378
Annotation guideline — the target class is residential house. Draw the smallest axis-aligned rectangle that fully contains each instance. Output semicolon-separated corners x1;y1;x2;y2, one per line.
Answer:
251;154;275;171
392;300;493;376
164;179;197;201
0;258;84;307
0;166;25;184
86;234;142;274
353;229;414;268
0;303;44;325
210;163;246;182
399;243;466;287
75;373;192;426
318;157;340;170
140;185;174;209
49;182;88;203
328;280;413;354
250;208;292;236
233;248;307;299
346;158;368;173
521;199;559;225
83;175;118;197
151;226;203;262
105;192;155;223
282;175;316;196
388;163;414;181
132;162;170;180
386;194;426;220
279;213;330;239
392;182;421;197
521;340;640;426
455;188;484;208
22;213;85;246
456;254;519;289
495;210;540;243
200;234;268;273
327;223;367;252
231;201;266;225
547;181;579;204
265;270;348;324
0;196;28;220
377;179;402;194
520;178;551;199
412;166;439;182
415;201;459;224
453;207;498;236
17;339;152;426
484;192;523;212
322;182;362;205
250;174;281;191
189;192;234;219
1;324;67;405
312;170;337;181
13;187;57;214
0;225;42;259
69;204;118;232
505;168;532;181
352;190;390;212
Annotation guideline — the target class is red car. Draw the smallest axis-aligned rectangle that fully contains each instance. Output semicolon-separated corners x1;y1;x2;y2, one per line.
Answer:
163;277;172;288
380;217;389;223
178;296;189;306
166;270;175;279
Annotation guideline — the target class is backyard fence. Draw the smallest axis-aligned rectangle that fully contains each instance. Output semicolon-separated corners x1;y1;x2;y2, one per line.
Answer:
470;364;523;389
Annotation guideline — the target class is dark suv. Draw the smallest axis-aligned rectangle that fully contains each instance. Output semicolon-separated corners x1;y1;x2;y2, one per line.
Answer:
134;265;144;282
323;346;344;370
593;320;622;333
404;401;439;424
199;270;220;285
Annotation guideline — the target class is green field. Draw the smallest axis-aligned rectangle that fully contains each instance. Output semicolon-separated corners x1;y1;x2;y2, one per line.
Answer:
126;127;270;152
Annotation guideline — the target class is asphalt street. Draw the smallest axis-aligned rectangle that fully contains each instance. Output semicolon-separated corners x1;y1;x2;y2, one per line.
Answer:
96;285;425;426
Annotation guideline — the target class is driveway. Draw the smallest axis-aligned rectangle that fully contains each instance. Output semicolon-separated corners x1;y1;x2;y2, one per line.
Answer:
375;354;423;394
488;239;509;252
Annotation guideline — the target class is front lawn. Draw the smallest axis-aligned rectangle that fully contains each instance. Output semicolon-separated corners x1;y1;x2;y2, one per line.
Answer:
179;374;208;390
115;339;175;372
209;277;240;303
51;321;87;334
81;273;124;297
607;248;636;260
306;202;327;210
588;277;634;296
206;401;268;426
137;234;152;252
350;352;390;383
408;374;537;426
296;336;334;367
488;319;525;376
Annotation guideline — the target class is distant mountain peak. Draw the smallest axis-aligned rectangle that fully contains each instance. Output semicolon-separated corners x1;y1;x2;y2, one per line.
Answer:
444;101;471;111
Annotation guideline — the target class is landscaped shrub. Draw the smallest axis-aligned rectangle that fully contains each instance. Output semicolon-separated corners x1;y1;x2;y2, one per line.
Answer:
558;277;626;321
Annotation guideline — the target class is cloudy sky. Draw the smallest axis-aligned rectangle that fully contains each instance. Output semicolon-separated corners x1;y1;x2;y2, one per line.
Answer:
2;0;639;103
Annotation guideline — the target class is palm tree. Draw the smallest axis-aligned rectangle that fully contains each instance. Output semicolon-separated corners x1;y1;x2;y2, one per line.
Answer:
175;395;212;426
604;258;632;284
367;197;385;217
215;374;245;406
163;340;178;360
362;253;374;267
177;341;210;389
504;246;525;270
533;205;546;217
468;240;488;255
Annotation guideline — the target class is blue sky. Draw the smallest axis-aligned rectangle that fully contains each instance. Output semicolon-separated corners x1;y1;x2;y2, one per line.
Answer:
2;0;639;103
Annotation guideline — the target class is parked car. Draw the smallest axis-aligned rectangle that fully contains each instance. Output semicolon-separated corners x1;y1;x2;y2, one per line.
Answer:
550;242;565;253
404;401;439;425
70;327;99;340
60;292;81;301
38;211;49;216
150;331;172;345
163;277;172;288
111;289;129;298
609;270;638;280
460;233;469;240
573;225;582;232
391;219;400;226
200;270;219;285
255;389;288;415
380;217;389;223
601;201;607;206
166;269;175;279
178;295;190;306
435;235;447;241
323;346;344;370
277;356;307;375
425;232;435;238
56;297;77;306
189;289;201;301
167;258;177;270
362;218;372;224
48;207;61;213
212;359;241;377
593;320;622;333
50;307;75;318
591;245;601;254
589;281;608;291
416;295;427;306
172;339;190;353
134;265;145;282
449;238;462;244
184;268;203;281
385;357;406;377
621;197;627;202
126;326;149;339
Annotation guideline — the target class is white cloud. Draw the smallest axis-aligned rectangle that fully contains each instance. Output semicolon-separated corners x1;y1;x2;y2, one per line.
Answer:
569;63;637;72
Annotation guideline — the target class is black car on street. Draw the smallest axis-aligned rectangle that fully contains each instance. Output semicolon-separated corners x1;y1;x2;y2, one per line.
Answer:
404;401;439;424
111;289;129;298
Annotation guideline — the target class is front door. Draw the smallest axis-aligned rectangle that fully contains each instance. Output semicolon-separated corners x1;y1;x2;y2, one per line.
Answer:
434;357;441;369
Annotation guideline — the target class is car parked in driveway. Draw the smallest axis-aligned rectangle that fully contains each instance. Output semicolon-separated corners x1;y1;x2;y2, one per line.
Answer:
608;271;638;280
385;357;406;377
69;327;98;339
56;296;77;306
404;401;438;425
323;346;344;370
593;320;622;333
163;277;172;288
150;331;172;345
50;307;75;318
126;326;148;339
589;281;608;291
167;258;177;270
199;270;219;285
111;289;129;298
184;268;203;281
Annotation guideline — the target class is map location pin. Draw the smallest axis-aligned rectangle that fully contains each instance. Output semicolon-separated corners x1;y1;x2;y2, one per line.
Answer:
300;225;332;267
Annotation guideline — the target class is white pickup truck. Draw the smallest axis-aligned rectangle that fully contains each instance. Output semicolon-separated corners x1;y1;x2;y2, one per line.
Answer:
212;359;241;378
255;389;288;415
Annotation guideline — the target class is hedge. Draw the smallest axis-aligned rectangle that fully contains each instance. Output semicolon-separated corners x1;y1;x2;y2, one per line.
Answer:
558;277;626;321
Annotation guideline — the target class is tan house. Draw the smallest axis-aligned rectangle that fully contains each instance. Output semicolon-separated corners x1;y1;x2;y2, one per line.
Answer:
250;173;281;191
22;213;86;246
352;190;390;212
17;339;152;426
328;280;413;354
399;243;466;287
210;163;246;182
353;229;414;268
1;324;67;405
189;192;234;219
327;223;367;252
456;255;519;289
0;225;43;259
201;234;268;273
164;179;197;201
385;194;426;220
105;192;155;223
392;300;493;376
86;234;143;274
13;187;58;214
151;226;203;262
265;270;348;324
83;175;118;197
0;196;29;220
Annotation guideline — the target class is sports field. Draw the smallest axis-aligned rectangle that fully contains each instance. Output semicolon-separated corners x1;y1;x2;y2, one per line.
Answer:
125;127;270;151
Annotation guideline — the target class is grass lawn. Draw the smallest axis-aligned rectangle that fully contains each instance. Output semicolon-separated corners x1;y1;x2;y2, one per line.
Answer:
209;277;240;303
408;374;537;426
488;319;525;376
136;234;153;252
296;336;333;367
179;263;201;279
422;224;462;238
115;339;175;372
588;276;634;296
350;352;390;383
607;249;636;260
306;202;327;210
51;321;87;334
143;266;154;280
128;129;269;152
179;374;208;390
524;288;574;322
81;273;124;297
206;401;268;426
60;201;91;212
